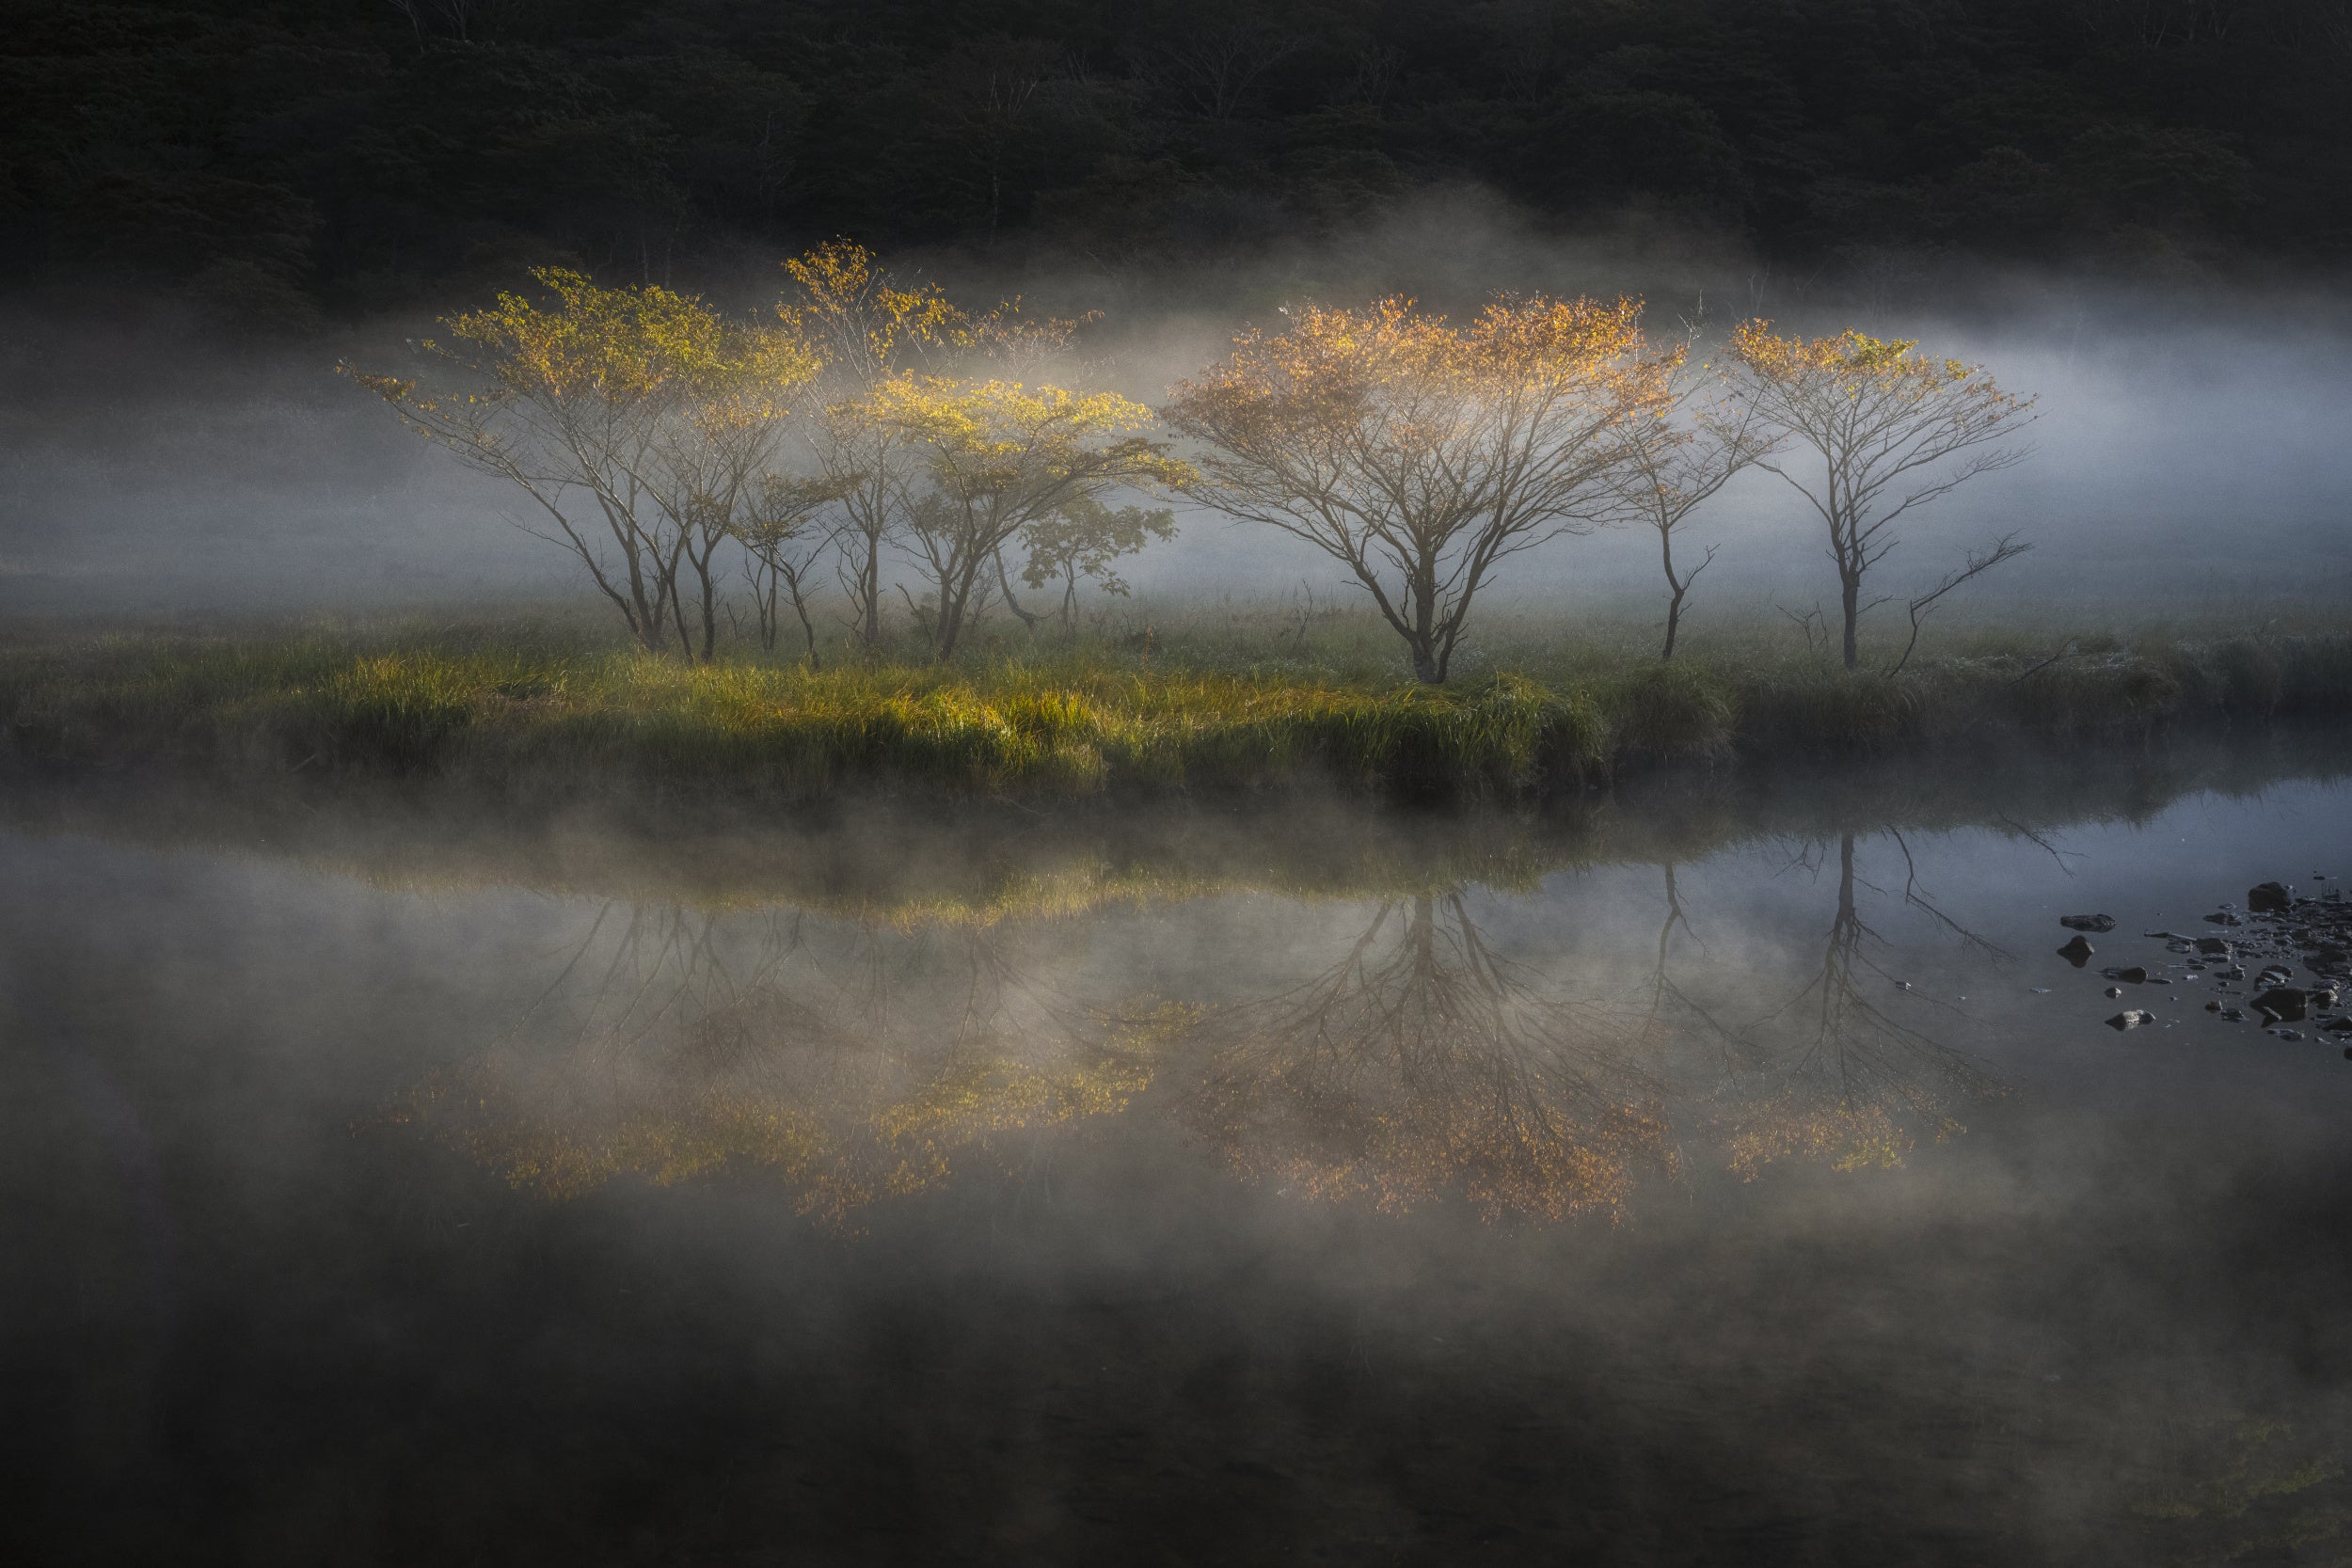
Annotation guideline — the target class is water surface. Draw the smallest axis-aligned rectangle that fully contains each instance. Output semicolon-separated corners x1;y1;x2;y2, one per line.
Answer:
7;753;2352;1565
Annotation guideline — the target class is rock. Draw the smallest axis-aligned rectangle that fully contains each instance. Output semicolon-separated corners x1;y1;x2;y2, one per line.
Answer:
2058;935;2095;966
2100;966;2151;984
2310;986;2341;1009
2105;986;2123;998
2060;914;2117;932
2325;1018;2352;1035
2271;1029;2306;1041
2204;911;2245;927
2205;1000;2222;1012
2106;1010;2157;1031
2256;966;2294;988
2249;881;2292;911
2220;1007;2248;1022
2253;988;2310;1023
2196;936;2235;956
2217;965;2246;981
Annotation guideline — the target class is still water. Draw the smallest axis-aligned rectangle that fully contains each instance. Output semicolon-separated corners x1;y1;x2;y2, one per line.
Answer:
7;748;2352;1565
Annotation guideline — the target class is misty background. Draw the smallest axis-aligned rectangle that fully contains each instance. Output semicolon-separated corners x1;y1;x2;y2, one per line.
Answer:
8;0;2352;634
5;201;2349;628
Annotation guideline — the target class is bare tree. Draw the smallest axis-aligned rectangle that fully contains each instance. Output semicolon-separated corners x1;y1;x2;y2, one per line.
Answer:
1611;354;1780;660
1142;24;1302;122
1724;325;2038;671
1166;294;1671;683
1886;532;2033;676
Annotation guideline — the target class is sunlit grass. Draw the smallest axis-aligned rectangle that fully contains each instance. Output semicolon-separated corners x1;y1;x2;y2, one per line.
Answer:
4;604;2350;802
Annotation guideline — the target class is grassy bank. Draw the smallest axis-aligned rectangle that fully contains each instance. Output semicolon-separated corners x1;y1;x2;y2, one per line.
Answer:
5;618;2351;803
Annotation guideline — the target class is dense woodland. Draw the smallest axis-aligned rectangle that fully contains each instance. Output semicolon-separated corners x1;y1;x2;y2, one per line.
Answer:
7;0;2347;328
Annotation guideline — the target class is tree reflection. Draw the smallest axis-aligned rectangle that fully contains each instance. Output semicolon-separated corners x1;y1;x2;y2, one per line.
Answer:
1714;833;2004;1179
1188;890;1671;1223
394;903;1176;1227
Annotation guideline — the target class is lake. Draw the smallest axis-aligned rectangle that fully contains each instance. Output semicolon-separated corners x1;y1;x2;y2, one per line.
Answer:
7;738;2352;1565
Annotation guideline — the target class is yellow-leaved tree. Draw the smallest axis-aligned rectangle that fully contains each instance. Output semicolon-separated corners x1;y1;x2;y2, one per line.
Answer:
343;268;819;660
1724;325;2038;672
776;241;967;655
880;377;1194;661
1164;294;1672;683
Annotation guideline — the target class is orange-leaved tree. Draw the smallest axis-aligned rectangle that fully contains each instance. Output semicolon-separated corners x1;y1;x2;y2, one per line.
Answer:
1164;294;1672;684
1724;325;2038;671
879;377;1193;661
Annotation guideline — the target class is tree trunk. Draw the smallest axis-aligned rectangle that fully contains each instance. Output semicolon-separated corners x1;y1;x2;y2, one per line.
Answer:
1840;573;1861;672
857;533;883;656
791;581;822;670
1660;528;1683;662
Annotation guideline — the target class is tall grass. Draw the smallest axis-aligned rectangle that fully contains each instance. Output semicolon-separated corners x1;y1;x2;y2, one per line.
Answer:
5;614;2350;803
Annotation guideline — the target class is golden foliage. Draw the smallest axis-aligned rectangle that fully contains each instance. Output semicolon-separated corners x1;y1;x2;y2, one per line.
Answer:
1164;293;1673;682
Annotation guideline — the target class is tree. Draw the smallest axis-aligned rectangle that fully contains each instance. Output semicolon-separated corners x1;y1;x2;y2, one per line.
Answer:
345;267;734;655
1610;354;1780;661
777;241;965;656
647;323;823;662
739;472;841;666
1724;325;2039;672
1165;295;1671;684
1019;498;1178;635
882;377;1191;661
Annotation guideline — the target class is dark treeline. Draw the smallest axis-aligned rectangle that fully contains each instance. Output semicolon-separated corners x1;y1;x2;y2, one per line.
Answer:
7;0;2345;327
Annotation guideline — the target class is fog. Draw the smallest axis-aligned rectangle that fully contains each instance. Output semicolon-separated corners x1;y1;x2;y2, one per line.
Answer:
8;734;2352;1561
7;195;2351;626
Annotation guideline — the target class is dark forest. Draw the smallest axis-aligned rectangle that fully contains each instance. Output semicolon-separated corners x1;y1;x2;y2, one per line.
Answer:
8;0;2343;327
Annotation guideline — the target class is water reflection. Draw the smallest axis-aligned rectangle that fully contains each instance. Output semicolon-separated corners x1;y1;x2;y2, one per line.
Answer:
1188;891;1670;1223
385;829;2029;1228
400;906;1169;1225
1710;834;2005;1180
8;755;2352;1564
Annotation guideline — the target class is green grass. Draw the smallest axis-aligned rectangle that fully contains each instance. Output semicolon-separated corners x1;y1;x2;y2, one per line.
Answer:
4;604;2350;803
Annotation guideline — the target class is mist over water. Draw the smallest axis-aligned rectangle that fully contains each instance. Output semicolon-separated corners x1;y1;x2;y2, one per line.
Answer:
9;193;2352;1564
6;743;2352;1563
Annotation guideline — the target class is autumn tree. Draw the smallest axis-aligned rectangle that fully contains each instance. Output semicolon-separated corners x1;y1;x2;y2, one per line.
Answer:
777;241;965;655
647;323;823;661
345;268;734;655
739;473;841;664
882;378;1191;661
1020;498;1178;635
1610;353;1780;661
1724;325;2039;671
1165;295;1671;684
